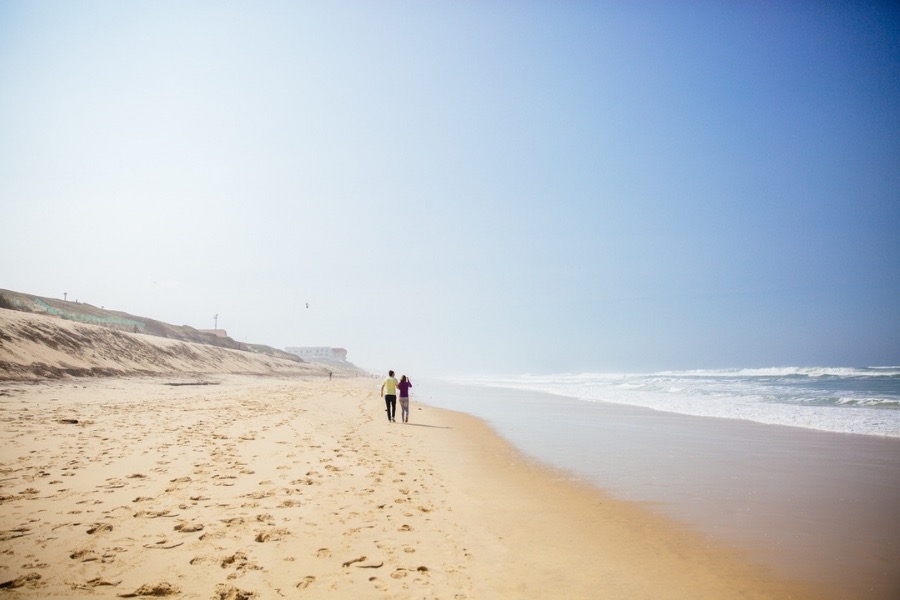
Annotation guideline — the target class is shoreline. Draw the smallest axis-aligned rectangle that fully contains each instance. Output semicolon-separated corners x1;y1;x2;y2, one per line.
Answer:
419;403;834;599
0;375;835;598
422;381;900;599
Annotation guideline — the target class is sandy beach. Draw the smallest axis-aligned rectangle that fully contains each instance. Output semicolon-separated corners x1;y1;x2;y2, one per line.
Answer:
0;309;856;598
0;372;833;599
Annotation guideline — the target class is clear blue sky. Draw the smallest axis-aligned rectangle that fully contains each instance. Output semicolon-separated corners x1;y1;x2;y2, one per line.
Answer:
1;1;898;376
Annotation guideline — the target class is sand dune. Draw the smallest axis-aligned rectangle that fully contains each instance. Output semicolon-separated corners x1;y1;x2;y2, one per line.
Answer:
0;309;355;381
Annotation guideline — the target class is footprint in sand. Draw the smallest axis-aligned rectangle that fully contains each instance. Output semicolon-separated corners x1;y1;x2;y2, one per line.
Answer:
74;577;121;590
134;509;175;518
254;528;290;543
213;584;255;600
0;573;42;590
296;576;315;590
368;576;388;591
70;549;99;562
0;527;31;541
117;582;179;597
244;490;274;500
86;522;113;534
221;551;261;574
199;529;227;541
315;548;331;558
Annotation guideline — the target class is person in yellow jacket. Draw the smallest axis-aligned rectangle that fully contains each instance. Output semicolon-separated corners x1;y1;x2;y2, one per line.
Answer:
380;370;399;422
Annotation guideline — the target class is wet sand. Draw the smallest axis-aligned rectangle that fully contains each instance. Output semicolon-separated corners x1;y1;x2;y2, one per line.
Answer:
0;375;830;599
422;381;900;599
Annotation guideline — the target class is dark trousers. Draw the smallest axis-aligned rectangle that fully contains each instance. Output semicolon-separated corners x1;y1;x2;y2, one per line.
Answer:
384;395;397;421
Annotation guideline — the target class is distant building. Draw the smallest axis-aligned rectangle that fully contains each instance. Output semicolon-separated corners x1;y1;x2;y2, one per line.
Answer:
285;347;348;362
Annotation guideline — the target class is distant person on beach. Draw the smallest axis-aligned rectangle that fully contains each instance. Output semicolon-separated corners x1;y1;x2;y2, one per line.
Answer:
397;375;412;423
380;370;399;422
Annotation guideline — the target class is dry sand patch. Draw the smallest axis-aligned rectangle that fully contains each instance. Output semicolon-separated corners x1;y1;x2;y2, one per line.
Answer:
0;376;473;598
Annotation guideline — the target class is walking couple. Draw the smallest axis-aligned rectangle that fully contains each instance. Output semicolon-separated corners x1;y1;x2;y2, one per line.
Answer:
380;370;412;423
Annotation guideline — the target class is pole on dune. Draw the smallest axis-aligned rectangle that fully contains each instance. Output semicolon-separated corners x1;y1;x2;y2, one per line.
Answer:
214;314;218;331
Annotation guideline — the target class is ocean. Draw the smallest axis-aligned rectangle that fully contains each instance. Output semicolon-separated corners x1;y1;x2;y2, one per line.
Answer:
418;367;900;597
445;366;900;437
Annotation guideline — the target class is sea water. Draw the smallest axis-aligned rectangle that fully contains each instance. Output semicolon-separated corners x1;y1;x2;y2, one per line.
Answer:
447;366;900;437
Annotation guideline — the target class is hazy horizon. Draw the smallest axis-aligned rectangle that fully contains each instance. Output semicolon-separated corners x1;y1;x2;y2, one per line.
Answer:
2;2;898;377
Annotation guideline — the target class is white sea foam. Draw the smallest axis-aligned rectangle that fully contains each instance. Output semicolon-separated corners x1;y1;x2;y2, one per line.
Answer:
451;367;900;437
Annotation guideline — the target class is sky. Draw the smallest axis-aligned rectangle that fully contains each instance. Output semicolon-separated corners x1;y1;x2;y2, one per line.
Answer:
1;1;898;376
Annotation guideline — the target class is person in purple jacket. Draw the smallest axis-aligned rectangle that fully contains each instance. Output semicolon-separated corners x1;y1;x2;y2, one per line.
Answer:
397;375;412;423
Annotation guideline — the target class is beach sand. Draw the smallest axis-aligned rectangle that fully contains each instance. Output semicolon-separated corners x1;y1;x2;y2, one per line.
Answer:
0;374;832;599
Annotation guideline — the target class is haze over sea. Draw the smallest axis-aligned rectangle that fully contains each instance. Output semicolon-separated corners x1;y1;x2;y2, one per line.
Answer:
2;3;898;381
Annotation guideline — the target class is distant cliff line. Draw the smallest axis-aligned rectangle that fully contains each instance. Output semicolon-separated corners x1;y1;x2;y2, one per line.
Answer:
0;289;366;381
